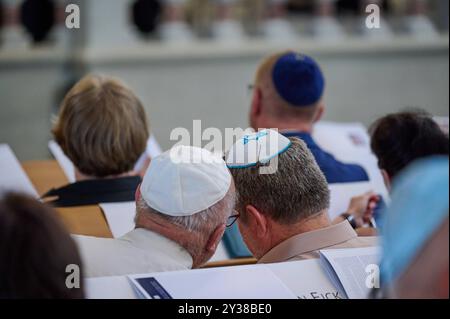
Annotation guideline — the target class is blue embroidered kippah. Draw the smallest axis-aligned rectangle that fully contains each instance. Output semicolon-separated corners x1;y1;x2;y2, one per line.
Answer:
272;52;325;107
225;129;292;169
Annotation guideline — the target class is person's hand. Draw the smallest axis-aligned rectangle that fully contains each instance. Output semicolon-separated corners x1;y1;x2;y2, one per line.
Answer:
355;227;378;237
345;191;380;228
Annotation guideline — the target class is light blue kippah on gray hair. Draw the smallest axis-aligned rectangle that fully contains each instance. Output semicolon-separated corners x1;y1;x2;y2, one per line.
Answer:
380;156;449;286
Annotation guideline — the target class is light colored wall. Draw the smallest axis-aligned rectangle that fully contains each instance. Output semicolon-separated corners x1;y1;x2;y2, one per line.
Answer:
86;40;450;152
0;56;66;160
0;39;449;160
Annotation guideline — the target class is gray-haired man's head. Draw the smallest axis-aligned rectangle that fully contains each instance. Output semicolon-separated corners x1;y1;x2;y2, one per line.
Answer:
135;145;236;268
229;137;330;257
135;185;235;267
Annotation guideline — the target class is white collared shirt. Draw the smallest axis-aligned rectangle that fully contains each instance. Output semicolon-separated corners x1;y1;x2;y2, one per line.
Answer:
73;228;193;278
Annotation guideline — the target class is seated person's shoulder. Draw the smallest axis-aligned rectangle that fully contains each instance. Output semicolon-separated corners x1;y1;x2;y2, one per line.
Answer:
71;234;117;253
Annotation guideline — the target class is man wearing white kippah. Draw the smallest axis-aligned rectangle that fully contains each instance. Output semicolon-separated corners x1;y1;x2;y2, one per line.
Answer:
225;130;377;264
74;146;235;277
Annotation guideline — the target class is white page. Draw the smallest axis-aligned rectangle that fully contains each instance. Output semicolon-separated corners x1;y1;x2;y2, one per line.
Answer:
128;264;296;299
328;181;375;220
99;201;230;261
99;202;136;238
85;276;137;299
268;259;342;299
48;134;163;183
48;140;76;183
313;121;388;200
313;122;372;157
319;247;381;299
146;134;163;158
134;135;163;172
0;144;38;198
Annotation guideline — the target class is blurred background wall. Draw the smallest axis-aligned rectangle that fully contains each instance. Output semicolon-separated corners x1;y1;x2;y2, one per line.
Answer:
0;0;448;160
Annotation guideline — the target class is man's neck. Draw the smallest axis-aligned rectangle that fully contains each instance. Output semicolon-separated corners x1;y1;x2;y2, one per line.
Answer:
135;213;202;268
75;169;137;182
266;211;331;254
255;119;314;134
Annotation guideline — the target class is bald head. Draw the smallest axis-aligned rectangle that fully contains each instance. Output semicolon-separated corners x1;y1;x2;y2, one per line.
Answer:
250;51;326;130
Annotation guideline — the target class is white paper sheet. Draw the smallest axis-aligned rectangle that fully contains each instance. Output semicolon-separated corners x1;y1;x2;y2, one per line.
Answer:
328;181;375;220
134;135;163;172
100;202;137;238
48;140;76;183
128;264;296;299
313;122;372;158
146;135;163;158
313;121;389;204
0;144;38;198
319;247;381;299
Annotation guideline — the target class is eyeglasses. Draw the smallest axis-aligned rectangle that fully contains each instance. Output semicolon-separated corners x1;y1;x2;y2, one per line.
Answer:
226;212;240;228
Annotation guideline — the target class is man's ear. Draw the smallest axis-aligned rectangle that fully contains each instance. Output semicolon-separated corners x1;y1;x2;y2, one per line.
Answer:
313;103;325;123
245;205;268;238
381;169;391;191
250;88;263;128
206;224;226;253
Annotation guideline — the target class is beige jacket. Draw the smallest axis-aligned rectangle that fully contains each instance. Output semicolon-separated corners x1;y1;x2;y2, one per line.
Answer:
73;228;193;278
258;221;378;264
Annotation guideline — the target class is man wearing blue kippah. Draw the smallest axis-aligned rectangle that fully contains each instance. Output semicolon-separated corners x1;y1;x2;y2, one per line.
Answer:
248;51;369;184
222;51;372;258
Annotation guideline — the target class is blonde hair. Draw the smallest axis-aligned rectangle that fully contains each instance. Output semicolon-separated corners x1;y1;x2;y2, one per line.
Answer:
52;74;149;177
255;51;321;121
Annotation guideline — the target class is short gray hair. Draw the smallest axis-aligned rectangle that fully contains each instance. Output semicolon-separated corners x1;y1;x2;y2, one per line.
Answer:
230;137;330;225
136;187;235;233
